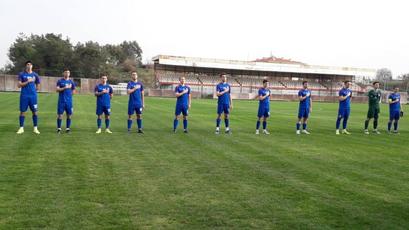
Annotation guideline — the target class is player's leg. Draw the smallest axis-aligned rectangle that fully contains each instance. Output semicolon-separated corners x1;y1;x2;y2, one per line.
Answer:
174;105;181;132
216;104;222;133
104;111;112;133
393;111;400;133
127;104;134;132
136;107;143;133
256;106;263;134
29;96;40;134
224;104;230;133
65;103;73;133
302;117;310;134
373;108;380;134
336;108;342;134
96;104;103;133
296;107;303;134
262;115;269;135
364;108;373;134
17;96;29;133
342;109;351;134
182;105;189;133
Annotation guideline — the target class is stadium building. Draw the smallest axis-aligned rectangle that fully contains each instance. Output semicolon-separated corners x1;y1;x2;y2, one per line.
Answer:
152;55;377;102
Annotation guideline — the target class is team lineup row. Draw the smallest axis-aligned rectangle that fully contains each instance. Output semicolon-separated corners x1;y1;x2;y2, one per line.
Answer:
15;61;404;135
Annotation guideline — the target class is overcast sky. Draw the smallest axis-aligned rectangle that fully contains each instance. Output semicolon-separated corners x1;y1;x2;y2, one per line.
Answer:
0;0;408;75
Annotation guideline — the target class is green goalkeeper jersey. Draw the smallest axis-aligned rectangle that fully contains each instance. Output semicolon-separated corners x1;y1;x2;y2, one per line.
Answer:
368;89;381;108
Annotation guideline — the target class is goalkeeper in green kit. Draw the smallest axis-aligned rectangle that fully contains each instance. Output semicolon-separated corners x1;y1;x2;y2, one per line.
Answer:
364;81;382;134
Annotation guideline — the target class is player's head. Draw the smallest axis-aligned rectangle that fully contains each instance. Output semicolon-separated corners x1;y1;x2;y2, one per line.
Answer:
63;68;70;78
302;81;308;89
262;79;269;88
25;60;33;71
100;74;108;84
393;86;399;93
344;80;351;88
372;81;380;89
179;76;185;85
131;71;138;81
220;73;227;83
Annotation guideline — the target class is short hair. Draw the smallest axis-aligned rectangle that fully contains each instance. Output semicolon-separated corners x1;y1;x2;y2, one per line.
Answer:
100;73;108;78
372;81;380;85
344;80;351;84
63;68;70;72
262;79;269;84
25;60;32;65
131;71;137;74
302;81;308;85
219;73;227;77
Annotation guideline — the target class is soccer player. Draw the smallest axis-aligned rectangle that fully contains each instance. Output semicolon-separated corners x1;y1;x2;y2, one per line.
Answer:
16;61;41;134
256;79;271;135
296;81;312;135
56;68;76;134
364;81;382;134
173;76;191;133
127;71;145;133
94;74;113;134
388;86;402;134
336;80;352;135
215;73;233;134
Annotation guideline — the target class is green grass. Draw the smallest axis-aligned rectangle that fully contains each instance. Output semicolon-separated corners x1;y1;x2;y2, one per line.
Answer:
0;92;409;229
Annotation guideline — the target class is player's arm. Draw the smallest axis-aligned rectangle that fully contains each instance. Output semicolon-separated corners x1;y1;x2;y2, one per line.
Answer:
18;79;32;88
56;81;66;92
175;89;187;97
127;84;138;94
188;91;192;108
309;97;313;112
141;90;145;108
339;92;350;101
71;81;76;94
109;86;113;99
229;94;233;109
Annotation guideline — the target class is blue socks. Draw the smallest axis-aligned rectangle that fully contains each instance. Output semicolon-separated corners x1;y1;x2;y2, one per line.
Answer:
302;123;307;130
388;121;392;131
105;119;110;129
394;121;398;131
296;122;301;130
19;116;25;127
32;115;38;127
256;121;260;130
57;118;62;129
216;118;221;128
342;118;348;129
173;119;179;130
137;119;142;129
66;118;71;129
262;121;267;130
183;119;188;130
225;119;229;128
97;118;102;128
127;119;132;130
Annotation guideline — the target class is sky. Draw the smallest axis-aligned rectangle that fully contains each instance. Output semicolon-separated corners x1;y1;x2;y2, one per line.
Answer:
0;0;408;76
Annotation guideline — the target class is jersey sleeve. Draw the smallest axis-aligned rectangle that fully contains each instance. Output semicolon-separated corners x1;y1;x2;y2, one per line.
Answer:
127;82;132;89
56;79;61;87
258;89;263;96
216;84;221;92
34;73;40;84
140;83;144;91
338;90;344;96
94;85;99;93
109;86;113;95
298;90;302;97
17;73;23;82
71;80;76;90
187;86;191;94
174;86;178;93
228;84;231;93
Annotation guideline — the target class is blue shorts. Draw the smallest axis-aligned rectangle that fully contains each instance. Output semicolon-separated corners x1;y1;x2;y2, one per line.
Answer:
97;104;111;115
175;104;189;116
338;107;350;119
128;104;143;115
57;102;73;115
298;107;310;119
20;95;38;112
390;110;400;121
258;106;270;118
217;103;230;115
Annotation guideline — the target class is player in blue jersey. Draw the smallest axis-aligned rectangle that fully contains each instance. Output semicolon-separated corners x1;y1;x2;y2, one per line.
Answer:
56;68;76;134
336;81;353;135
388;86;403;134
215;73;233;134
296;81;312;135
16;61;41;134
127;71;145;133
94;74;113;134
255;79;271;135
173;76;191;133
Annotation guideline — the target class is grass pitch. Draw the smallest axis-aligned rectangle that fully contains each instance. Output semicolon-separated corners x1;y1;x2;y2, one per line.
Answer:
0;92;408;229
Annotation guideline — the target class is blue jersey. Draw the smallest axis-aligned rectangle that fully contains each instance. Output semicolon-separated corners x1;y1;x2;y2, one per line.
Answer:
18;71;40;97
95;83;113;107
56;78;75;104
389;93;401;111
127;81;144;106
298;89;311;108
339;88;352;108
258;87;270;108
216;82;231;105
175;84;191;106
